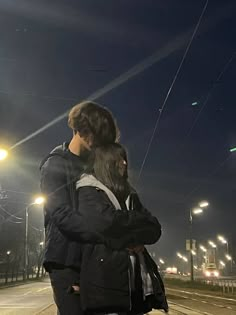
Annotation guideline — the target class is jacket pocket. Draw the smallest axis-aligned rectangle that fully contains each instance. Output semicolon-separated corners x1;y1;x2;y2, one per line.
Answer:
80;244;130;312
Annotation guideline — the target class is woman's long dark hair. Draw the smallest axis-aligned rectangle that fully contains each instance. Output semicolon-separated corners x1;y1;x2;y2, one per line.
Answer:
86;143;130;204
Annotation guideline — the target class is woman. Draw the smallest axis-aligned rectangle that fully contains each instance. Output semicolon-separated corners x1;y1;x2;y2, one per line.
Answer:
74;143;168;314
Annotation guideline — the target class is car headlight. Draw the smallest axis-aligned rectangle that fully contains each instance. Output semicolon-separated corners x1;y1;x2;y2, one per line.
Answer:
205;271;211;277
214;271;219;277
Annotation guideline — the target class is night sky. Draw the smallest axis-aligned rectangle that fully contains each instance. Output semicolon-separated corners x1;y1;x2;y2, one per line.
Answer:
0;0;235;264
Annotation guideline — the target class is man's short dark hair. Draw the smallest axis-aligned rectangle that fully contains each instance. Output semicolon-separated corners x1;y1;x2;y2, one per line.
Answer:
68;101;119;146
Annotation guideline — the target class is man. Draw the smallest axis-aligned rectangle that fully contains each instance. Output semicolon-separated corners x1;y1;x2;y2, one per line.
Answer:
40;101;160;314
40;101;119;314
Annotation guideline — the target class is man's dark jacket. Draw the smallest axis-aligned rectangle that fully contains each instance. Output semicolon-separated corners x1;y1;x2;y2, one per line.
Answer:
40;143;161;272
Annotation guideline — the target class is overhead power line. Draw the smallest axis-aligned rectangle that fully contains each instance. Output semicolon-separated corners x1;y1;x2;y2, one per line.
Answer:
137;0;209;182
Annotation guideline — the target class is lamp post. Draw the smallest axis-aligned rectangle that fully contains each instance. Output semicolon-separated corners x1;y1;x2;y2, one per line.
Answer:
218;235;232;273
177;252;188;275
189;201;209;282
218;235;229;254
24;196;45;281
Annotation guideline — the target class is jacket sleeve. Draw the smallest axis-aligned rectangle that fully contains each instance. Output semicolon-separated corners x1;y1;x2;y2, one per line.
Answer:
106;193;162;249
77;187;161;248
40;156;153;243
41;156;103;243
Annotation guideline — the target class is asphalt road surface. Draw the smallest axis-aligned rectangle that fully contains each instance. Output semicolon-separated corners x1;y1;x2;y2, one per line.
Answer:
167;287;236;314
1;280;236;314
0;279;53;315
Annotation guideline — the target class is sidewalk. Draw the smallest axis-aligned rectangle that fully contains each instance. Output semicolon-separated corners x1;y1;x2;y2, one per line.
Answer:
37;303;204;315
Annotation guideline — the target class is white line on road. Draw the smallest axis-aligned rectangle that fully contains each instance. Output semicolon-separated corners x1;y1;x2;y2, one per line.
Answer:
23;290;33;296
212;304;224;308
37;287;50;293
170;301;214;315
167;287;236;302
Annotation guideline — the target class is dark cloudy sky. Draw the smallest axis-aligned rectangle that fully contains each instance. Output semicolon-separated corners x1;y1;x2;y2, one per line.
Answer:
0;0;235;263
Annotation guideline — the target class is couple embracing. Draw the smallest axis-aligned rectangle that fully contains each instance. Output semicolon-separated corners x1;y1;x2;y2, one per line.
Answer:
40;101;168;315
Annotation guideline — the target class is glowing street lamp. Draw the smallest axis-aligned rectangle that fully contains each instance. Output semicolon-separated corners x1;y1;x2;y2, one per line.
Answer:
189;201;209;282
34;196;45;205
0;149;8;161
208;241;217;248
6;251;11;256
199;201;209;208
219;261;226;267
182;256;188;262
192;208;203;215
217;235;229;253
199;245;207;253
177;252;183;259
191;250;197;256
159;259;165;265
230;147;236;153
226;254;232;261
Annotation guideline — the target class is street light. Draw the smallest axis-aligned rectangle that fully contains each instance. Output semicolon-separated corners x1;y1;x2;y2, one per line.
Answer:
189;201;209;281
230;147;236;153
159;259;165;265
24;196;45;281
177;252;183;259
0;149;8;161
208;241;217;248
199;201;209;208
192;208;203;215
182;256;188;262
219;261;226;267
199;245;207;253
226;254;232;261
218;235;229;253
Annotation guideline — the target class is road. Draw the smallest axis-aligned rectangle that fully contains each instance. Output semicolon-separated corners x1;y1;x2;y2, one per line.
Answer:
0;279;54;315
167;286;236;314
1;280;236;314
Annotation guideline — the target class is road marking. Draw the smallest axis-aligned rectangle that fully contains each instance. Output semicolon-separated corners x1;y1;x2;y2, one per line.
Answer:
212;304;224;308
23;290;33;296
169;301;213;315
37;287;50;292
167;287;236;302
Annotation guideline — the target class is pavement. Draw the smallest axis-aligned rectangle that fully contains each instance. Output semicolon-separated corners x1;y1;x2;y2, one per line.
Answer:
1;279;236;314
0;279;54;315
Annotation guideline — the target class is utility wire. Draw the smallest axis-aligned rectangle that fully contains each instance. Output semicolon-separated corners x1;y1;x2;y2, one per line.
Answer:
180;51;236;148
0;204;23;220
138;0;209;182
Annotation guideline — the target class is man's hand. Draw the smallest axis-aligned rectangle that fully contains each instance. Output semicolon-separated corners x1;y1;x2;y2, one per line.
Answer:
127;245;145;254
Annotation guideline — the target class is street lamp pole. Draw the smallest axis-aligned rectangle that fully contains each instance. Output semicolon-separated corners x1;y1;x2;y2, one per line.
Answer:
23;197;45;281
189;210;194;282
188;201;209;282
24;204;31;281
